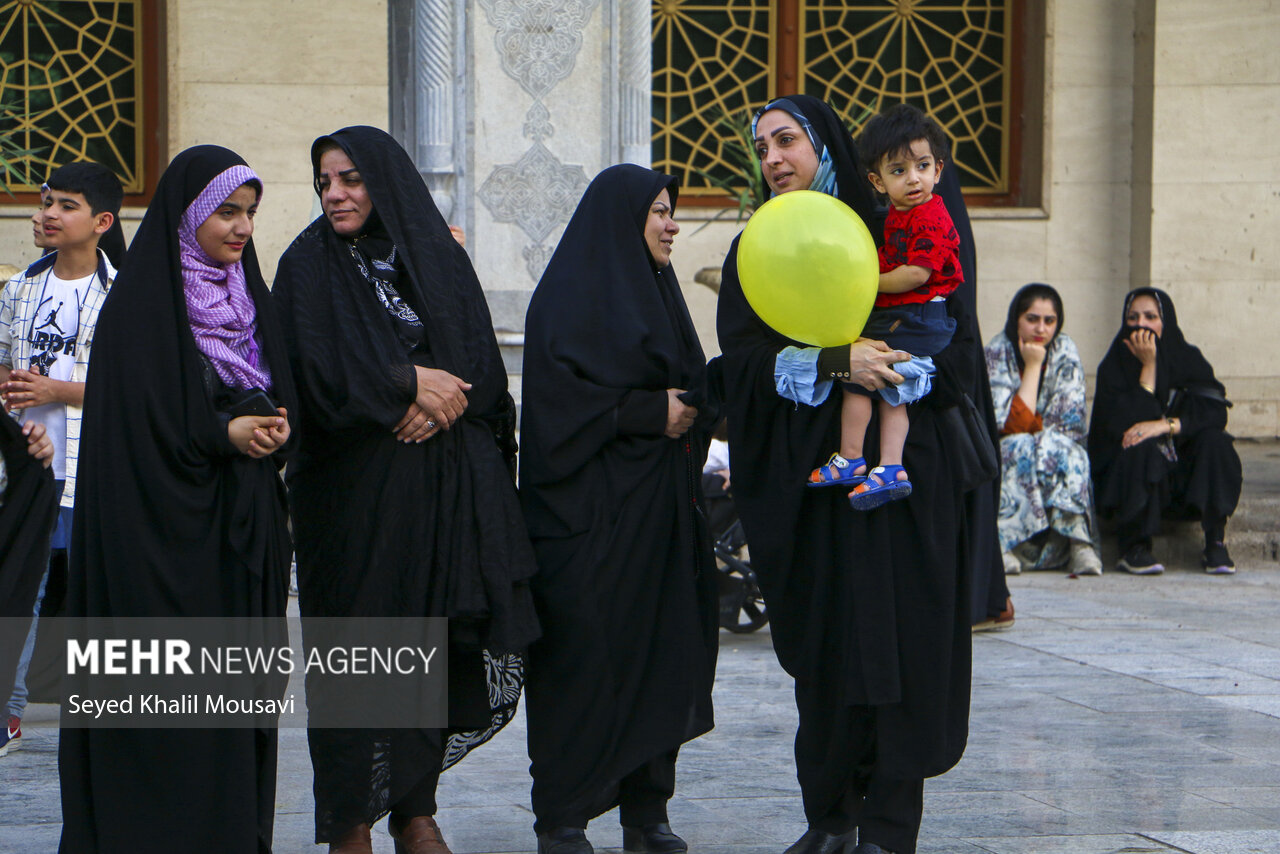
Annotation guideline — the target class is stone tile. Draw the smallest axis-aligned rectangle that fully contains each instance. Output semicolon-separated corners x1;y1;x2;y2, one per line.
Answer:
960;835;1178;853
174;1;388;86
1044;181;1132;282
1145;829;1280;854
0;824;62;854
1188;786;1280;814
1050;0;1135;88
1209;695;1280;720
427;805;537;854
1029;787;1278;833
1049;85;1133;185
7;555;1280;852
969;218;1049;283
1154;0;1280;86
915;841;992;854
1149;186;1279;282
1153;86;1280;183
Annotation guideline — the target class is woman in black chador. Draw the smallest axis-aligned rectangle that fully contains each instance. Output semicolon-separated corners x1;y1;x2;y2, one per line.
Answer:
58;146;297;853
0;420;57;711
272;126;539;854
519;164;718;854
717;95;973;854
934;164;1011;628
1088;287;1241;575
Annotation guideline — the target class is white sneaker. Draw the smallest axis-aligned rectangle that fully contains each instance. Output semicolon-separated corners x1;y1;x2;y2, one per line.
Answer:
1068;542;1102;575
1002;551;1021;575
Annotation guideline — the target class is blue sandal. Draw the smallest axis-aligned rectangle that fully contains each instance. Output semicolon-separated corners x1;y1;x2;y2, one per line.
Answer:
848;465;913;510
808;453;867;488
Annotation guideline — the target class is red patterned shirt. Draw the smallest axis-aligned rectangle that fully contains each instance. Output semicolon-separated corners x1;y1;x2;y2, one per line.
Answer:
875;194;962;307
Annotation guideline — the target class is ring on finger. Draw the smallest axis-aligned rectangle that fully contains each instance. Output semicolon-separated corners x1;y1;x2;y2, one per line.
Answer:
427;420;436;429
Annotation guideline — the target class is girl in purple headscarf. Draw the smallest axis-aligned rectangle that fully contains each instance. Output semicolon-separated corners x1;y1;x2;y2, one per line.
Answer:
60;146;298;853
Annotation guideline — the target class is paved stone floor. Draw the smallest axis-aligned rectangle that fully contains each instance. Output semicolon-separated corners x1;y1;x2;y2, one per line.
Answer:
4;565;1280;853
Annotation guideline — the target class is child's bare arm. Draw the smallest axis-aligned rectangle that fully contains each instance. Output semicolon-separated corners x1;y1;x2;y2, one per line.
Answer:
0;369;84;409
878;264;931;294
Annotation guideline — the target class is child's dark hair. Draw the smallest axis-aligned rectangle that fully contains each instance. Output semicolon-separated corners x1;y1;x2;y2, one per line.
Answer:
45;161;124;217
858;104;951;175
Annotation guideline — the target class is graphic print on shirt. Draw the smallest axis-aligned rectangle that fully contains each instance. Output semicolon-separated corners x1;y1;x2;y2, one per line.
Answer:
25;274;84;378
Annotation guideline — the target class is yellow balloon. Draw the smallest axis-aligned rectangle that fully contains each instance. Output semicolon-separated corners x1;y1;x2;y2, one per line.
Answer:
737;190;879;348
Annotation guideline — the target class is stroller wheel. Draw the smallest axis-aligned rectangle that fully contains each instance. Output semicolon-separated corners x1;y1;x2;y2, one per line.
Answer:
725;585;768;633
717;560;769;634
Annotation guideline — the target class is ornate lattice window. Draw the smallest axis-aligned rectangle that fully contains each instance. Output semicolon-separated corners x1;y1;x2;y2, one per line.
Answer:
652;0;1042;207
0;0;162;201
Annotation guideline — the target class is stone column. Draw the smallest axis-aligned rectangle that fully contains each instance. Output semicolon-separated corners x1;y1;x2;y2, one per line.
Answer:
391;0;651;351
389;0;465;224
610;0;652;167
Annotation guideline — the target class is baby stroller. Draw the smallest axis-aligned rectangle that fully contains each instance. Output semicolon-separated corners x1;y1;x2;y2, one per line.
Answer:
703;472;768;633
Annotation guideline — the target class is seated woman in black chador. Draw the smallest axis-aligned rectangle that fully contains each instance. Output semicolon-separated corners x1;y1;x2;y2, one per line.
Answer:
1088;287;1241;575
273;126;539;854
519;164;718;854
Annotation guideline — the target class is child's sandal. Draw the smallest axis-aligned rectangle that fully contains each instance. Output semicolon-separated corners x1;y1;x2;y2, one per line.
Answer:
808;453;867;488
848;465;913;510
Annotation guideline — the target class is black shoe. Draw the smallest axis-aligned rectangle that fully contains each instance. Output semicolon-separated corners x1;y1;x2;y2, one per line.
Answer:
783;828;856;854
1203;542;1236;575
854;843;896;854
537;827;594;854
622;822;687;853
1117;543;1164;575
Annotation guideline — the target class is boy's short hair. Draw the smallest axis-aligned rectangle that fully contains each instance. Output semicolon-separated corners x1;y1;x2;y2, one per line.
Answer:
44;161;124;218
858;104;951;175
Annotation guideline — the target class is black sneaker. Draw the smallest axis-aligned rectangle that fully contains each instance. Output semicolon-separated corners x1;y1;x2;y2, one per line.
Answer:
1117;543;1164;575
1202;542;1236;575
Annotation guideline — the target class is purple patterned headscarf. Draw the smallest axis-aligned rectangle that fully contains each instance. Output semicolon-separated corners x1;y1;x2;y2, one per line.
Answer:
178;165;272;391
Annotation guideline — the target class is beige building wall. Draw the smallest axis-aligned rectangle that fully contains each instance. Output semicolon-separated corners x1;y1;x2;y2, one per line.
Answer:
675;0;1280;438
166;0;390;281
0;0;389;281
1140;0;1280;436
2;1;1276;435
674;0;1141;374
676;0;1139;379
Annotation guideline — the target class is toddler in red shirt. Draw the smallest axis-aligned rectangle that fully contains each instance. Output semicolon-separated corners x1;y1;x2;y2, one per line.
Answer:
808;104;961;510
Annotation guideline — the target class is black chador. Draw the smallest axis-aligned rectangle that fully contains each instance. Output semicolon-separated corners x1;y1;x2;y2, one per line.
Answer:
716;95;972;853
58;146;298;854
519;165;719;835
273;126;539;844
1088;287;1241;555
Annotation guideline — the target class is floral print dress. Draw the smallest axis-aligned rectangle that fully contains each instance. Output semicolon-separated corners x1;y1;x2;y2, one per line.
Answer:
985;331;1096;569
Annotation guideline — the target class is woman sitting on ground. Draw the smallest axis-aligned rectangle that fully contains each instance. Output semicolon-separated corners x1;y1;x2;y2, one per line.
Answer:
1087;287;1241;575
985;283;1101;575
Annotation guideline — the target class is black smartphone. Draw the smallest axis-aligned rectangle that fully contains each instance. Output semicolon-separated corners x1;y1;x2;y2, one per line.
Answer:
225;389;278;419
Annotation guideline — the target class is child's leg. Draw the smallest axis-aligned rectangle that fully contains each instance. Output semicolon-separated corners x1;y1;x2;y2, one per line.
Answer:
841;389;872;467
876;400;910;480
847;400;914;509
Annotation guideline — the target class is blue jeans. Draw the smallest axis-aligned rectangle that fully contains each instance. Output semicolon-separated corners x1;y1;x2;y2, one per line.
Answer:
6;498;70;720
6;567;49;719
